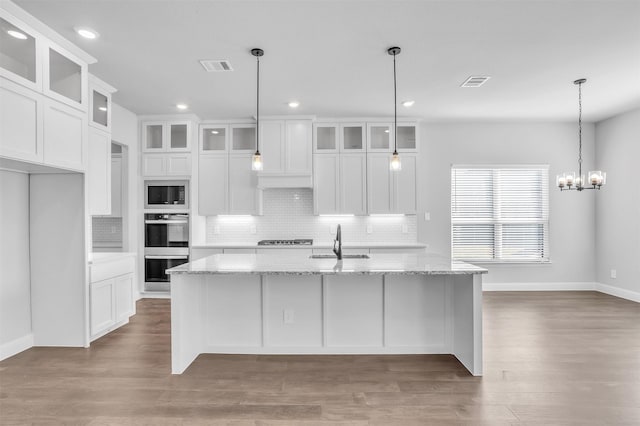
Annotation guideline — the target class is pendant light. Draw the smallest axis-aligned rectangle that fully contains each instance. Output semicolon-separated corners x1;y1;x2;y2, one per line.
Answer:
251;48;264;171
556;79;606;191
388;46;402;171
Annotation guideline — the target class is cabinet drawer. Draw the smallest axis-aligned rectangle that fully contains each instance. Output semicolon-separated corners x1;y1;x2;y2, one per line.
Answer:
90;256;135;283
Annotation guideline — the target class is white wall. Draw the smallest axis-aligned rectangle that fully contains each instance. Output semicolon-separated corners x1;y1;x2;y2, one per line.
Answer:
0;170;32;358
595;108;640;299
419;122;597;284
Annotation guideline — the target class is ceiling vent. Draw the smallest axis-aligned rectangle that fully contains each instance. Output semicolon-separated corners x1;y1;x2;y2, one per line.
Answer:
199;59;233;72
461;76;490;88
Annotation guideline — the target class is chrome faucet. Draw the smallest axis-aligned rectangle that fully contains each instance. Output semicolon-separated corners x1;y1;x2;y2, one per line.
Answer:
333;224;342;260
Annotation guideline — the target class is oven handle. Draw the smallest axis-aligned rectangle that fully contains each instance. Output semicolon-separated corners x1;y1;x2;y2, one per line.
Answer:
144;255;189;260
145;220;189;224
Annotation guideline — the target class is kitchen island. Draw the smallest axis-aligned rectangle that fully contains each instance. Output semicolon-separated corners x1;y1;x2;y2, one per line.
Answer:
167;253;487;376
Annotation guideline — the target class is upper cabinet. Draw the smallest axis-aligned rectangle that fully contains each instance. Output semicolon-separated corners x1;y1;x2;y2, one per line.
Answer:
0;15;40;91
143;121;192;153
367;122;417;153
44;43;87;111
89;75;116;131
314;123;365;153
258;118;313;188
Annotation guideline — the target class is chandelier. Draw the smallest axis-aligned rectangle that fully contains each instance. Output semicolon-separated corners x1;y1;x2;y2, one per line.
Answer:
556;79;605;191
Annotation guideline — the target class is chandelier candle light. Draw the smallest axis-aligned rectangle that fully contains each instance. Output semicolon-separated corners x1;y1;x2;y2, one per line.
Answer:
251;48;264;171
557;78;605;191
388;46;402;171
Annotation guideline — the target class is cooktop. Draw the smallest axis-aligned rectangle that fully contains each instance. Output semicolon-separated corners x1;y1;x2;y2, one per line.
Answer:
257;239;313;246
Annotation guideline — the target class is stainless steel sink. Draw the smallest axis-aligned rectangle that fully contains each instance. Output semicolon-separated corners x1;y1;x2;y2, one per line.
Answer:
309;254;370;259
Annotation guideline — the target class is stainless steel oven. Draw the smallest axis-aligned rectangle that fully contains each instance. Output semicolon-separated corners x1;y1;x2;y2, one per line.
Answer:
144;180;189;210
144;213;189;292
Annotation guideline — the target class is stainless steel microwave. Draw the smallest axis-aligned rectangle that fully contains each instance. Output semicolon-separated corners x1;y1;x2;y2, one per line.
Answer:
144;180;189;210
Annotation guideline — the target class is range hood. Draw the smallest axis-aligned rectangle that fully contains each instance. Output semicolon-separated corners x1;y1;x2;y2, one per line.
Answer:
257;172;313;189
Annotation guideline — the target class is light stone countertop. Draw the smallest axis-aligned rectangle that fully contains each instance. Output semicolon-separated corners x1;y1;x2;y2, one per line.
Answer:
167;253;487;276
191;242;427;250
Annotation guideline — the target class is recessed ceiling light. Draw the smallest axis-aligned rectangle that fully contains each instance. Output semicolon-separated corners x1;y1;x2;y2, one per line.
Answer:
98;106;107;112
7;30;27;40
74;26;99;40
211;130;219;134
176;103;188;110
402;100;415;107
288;101;300;108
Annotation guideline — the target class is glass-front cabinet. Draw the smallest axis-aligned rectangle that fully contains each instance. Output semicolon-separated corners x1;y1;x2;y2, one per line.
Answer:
314;124;338;153
230;124;256;153
200;125;228;152
0;15;39;89
341;124;365;152
89;74;116;131
143;121;191;152
314;123;365;153
43;43;87;111
367;122;417;152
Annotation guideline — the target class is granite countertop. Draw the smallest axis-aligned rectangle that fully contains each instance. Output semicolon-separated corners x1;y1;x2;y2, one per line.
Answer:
167;253;487;276
88;252;136;264
191;242;428;249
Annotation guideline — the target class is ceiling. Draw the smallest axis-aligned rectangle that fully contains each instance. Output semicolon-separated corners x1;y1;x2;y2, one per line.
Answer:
13;0;640;122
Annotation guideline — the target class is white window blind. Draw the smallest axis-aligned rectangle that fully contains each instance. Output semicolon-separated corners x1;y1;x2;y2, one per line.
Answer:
451;166;549;262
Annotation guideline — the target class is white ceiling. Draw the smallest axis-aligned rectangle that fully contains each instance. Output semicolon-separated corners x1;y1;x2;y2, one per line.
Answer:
13;0;640;122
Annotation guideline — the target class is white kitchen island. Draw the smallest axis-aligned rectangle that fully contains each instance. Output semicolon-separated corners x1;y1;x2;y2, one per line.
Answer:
167;253;487;376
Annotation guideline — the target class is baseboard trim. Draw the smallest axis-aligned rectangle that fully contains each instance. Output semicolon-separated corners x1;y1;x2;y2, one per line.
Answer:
0;333;34;361
483;282;596;292
595;282;640;303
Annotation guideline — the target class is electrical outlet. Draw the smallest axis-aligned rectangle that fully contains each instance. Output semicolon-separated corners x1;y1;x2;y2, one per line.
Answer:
283;309;294;324
610;269;617;279
424;212;431;221
402;224;408;234
250;225;257;234
214;226;220;235
110;226;116;233
367;224;373;234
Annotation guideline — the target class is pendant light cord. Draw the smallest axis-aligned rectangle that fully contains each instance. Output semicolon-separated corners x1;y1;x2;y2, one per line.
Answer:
256;54;260;155
393;51;398;154
577;81;582;181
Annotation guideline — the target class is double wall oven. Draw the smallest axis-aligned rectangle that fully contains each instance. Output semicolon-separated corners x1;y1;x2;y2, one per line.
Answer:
144;180;190;292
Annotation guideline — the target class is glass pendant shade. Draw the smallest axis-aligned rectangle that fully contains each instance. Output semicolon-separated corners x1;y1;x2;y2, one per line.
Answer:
251;152;263;171
588;170;606;187
390;152;402;171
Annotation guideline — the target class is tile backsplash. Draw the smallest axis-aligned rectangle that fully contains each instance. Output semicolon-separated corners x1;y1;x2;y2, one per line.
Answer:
92;217;123;248
206;189;417;244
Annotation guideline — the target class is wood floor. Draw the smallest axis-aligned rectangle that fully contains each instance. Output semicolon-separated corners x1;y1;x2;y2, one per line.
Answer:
1;292;639;425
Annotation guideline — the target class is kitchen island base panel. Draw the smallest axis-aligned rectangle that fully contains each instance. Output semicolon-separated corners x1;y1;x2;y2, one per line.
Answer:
170;273;482;376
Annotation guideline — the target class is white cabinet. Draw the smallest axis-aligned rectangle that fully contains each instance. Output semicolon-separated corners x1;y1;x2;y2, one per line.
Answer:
43;97;86;171
258;119;313;188
87;127;111;215
367;153;417;214
110;155;122;217
0;77;42;163
229;154;259;214
314;123;365;153
142;153;191;177
314;153;366;215
89;75;115;132
198;154;228;215
43;42;88;112
367;122;417;153
0;13;41;92
142;121;191;152
89;255;135;341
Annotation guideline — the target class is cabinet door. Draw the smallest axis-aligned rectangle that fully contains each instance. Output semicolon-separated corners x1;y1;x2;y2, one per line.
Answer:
143;122;165;152
166;153;191;176
43;42;87;111
43;98;85;170
260;120;285;173
228;154;258;214
394;154;417;214
114;274;133;322
90;278;115;337
314;123;338;153
199;154;228;215
201;125;228;153
367;154;393;214
142;154;166;176
168;122;190;151
0;77;43;163
340;123;365;152
313;154;339;214
0;15;40;91
89;80;112;131
367;123;392;152
285;120;312;174
230;124;256;153
87;127;111;215
110;155;122;217
340;154;367;215
397;124;418;152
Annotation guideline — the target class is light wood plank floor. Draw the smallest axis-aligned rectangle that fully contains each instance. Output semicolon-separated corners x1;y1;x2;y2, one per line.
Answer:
1;291;639;425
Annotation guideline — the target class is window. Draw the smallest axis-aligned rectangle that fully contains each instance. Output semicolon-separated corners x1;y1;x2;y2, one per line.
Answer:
451;165;549;263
